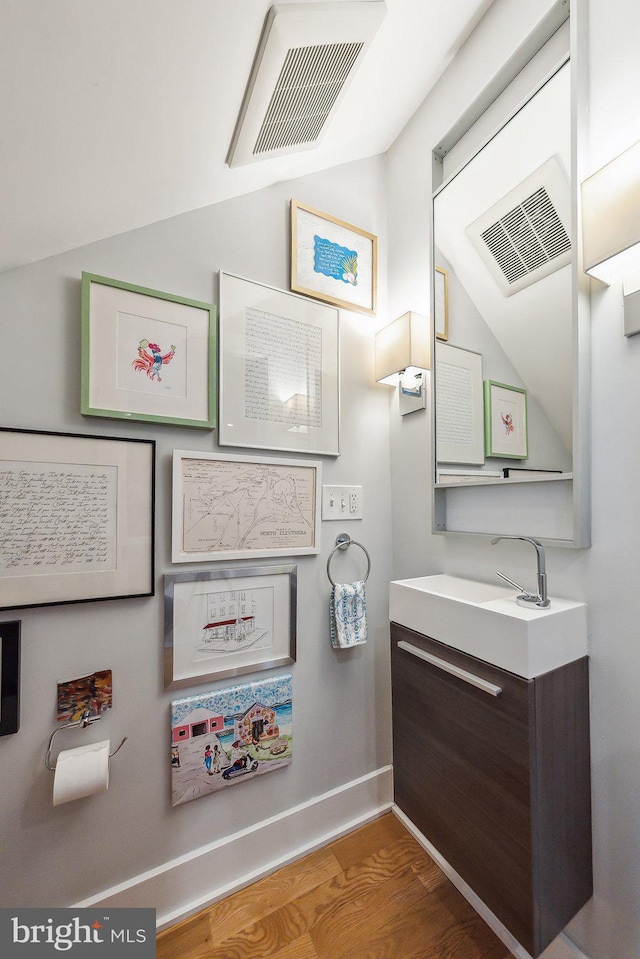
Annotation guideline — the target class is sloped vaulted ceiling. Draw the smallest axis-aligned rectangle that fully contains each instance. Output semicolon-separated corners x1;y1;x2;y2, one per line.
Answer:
0;0;495;272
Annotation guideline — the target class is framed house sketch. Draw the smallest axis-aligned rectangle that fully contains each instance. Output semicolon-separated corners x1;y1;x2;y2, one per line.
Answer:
164;565;296;688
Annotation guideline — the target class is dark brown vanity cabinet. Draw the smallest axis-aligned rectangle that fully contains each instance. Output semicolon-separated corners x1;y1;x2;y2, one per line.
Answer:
391;622;592;957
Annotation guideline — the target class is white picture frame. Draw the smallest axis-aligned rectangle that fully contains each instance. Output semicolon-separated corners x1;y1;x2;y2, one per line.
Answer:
435;343;485;466
172;450;321;563
218;272;340;455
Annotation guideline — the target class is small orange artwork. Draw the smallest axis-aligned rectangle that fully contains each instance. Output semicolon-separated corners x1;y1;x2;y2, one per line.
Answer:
56;669;113;722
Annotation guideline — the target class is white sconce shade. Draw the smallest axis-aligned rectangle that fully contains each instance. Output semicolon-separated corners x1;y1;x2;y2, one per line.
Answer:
284;392;315;432
582;139;640;284
375;311;430;384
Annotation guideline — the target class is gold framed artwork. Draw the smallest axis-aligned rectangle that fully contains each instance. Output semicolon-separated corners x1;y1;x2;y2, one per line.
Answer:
434;266;449;341
291;199;377;316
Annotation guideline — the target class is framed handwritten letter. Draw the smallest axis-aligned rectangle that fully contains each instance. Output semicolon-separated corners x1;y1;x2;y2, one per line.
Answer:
172;450;321;563
218;272;339;456
164;565;296;689
81;272;216;429
0;429;154;610
291;200;377;316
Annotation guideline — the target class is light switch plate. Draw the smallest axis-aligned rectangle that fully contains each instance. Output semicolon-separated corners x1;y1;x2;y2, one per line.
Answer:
322;485;363;520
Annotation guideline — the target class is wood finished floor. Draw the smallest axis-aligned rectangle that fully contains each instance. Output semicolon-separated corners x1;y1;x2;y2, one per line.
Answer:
156;813;513;959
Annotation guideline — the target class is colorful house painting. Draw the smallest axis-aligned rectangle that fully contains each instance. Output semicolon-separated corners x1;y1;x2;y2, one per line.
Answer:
170;673;293;806
171;707;225;744
234;702;279;746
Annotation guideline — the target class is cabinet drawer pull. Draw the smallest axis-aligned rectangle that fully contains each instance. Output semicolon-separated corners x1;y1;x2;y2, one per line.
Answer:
397;640;503;697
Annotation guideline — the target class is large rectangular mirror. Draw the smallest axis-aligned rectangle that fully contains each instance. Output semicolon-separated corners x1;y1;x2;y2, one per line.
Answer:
431;8;590;547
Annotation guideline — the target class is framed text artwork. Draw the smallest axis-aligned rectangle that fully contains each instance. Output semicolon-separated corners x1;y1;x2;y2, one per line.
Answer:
291;200;377;316
172;450;321;564
219;272;340;455
0;428;155;610
164;565;297;688
0;621;20;736
484;380;529;459
435;343;485;467
81;272;216;429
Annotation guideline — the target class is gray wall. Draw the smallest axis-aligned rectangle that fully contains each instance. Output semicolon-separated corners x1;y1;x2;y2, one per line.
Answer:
0;156;394;908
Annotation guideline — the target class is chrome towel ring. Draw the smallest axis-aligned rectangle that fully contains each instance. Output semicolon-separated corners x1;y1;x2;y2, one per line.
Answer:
327;533;371;587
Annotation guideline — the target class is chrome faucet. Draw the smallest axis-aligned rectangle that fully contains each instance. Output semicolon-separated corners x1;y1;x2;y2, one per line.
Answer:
490;535;550;608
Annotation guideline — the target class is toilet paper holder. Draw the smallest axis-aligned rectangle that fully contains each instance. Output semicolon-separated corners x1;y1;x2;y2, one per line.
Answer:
45;711;128;771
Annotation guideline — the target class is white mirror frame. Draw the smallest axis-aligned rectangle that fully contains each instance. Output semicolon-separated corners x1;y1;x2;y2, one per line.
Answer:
430;0;591;548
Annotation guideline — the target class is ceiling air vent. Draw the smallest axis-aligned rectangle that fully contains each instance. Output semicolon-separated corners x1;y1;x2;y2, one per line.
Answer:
465;155;572;296
227;2;387;168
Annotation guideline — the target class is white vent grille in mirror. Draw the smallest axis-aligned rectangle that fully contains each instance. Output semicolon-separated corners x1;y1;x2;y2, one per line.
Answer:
480;186;571;286
465;155;572;296
254;42;364;155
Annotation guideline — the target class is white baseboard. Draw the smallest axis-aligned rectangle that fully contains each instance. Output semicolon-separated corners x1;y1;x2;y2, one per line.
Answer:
73;765;393;930
393;807;591;959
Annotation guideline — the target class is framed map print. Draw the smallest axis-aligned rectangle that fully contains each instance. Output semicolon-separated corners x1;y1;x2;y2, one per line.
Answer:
164;565;296;688
172;450;321;563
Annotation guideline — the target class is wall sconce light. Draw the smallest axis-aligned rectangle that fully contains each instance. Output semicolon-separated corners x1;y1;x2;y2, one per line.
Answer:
582;138;640;336
375;311;430;414
284;392;312;432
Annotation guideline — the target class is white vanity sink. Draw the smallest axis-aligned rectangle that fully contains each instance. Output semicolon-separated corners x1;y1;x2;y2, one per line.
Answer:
389;573;587;678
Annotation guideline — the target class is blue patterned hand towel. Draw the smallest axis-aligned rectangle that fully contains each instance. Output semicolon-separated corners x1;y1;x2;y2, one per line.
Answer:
330;580;368;648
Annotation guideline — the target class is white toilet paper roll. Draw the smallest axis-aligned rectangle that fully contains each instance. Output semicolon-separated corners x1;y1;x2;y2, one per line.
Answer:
53;739;110;806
